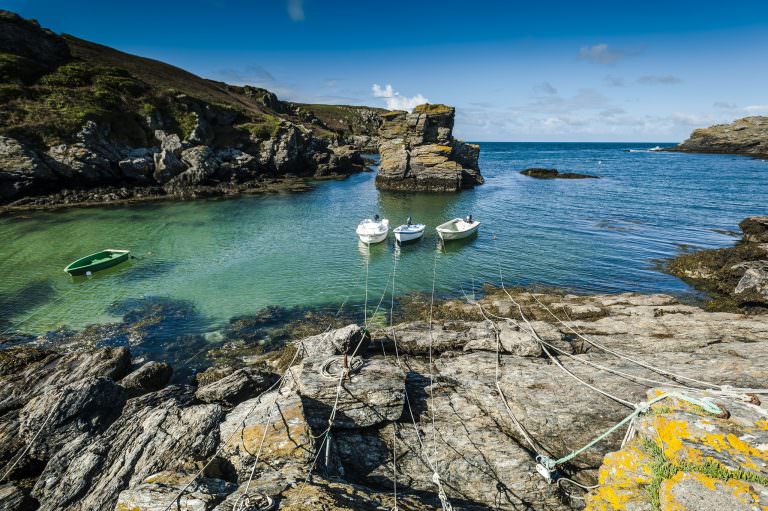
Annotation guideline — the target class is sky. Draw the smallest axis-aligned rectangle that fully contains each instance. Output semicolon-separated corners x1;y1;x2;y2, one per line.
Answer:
4;0;768;141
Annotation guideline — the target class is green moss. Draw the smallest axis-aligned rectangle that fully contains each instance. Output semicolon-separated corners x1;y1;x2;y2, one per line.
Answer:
39;61;93;87
412;103;453;114
640;438;768;511
0;83;24;103
239;115;281;140
163;101;197;141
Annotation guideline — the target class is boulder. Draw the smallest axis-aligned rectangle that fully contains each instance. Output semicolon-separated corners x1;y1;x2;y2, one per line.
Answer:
376;104;483;192
120;361;172;397
118;156;154;181
31;386;222;511
114;471;236;511
294;324;369;358
732;260;768;304
293;356;405;429
163;145;219;191
195;366;278;406
154;130;183;155
739;216;768;243
46;144;115;182
0;136;56;200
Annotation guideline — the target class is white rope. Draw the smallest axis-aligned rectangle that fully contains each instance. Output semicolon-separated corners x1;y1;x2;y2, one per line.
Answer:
0;399;58;482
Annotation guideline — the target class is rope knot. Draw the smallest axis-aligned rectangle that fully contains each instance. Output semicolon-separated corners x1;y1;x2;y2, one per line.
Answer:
634;401;651;414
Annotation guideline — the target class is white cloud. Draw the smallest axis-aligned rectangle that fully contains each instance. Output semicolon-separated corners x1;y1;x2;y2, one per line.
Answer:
372;83;429;111
287;0;304;21
636;75;683;85
578;44;625;65
744;104;768;114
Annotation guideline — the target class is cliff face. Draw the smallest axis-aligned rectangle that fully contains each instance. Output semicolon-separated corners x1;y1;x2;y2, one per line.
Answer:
375;103;484;192
0;10;383;207
671;116;768;158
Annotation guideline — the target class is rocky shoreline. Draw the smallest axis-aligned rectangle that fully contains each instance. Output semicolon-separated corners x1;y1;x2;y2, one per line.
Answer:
667;216;768;313
1;282;766;510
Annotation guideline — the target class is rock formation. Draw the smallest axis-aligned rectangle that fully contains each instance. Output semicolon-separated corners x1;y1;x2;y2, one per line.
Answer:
376;104;484;192
668;216;768;311
2;285;767;510
0;10;385;209
670;116;768;158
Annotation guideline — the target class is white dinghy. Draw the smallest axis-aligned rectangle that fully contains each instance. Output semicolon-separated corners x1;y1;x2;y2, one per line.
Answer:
393;217;425;243
356;216;389;244
436;216;480;241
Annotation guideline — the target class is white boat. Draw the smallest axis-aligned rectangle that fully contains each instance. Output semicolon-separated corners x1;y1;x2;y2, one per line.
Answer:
356;217;389;244
436;217;480;241
648;146;664;152
393;223;425;243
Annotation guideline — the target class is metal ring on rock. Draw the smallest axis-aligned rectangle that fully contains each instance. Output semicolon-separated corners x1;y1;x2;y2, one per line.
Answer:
234;493;274;511
319;355;364;380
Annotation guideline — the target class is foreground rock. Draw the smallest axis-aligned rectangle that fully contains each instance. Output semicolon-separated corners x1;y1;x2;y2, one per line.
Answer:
669;116;768;158
668;215;768;311
520;168;599;179
375;104;483;192
2;289;768;509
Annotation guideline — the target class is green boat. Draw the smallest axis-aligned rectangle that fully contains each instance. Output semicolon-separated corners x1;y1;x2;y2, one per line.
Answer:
64;249;131;276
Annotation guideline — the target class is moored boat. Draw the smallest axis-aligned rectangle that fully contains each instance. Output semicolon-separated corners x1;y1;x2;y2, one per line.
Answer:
436;217;480;241
393;217;425;243
64;249;131;276
356;216;389;244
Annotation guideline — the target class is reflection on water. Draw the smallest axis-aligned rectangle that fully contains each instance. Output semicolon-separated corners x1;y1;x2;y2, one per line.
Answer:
1;142;767;337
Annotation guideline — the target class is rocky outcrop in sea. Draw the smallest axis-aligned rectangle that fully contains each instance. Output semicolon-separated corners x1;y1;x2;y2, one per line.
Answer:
375;104;484;192
669;116;768;158
1;285;766;510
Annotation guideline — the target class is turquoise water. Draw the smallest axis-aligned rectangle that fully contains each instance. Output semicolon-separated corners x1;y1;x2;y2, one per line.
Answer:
1;142;767;337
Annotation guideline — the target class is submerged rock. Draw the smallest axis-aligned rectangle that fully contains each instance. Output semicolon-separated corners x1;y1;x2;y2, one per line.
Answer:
375;104;483;192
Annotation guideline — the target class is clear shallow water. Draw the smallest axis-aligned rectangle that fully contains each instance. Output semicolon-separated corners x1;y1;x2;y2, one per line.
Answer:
1;142;767;336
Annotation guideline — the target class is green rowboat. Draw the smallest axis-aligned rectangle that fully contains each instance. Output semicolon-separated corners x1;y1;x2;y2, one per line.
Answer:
64;249;131;276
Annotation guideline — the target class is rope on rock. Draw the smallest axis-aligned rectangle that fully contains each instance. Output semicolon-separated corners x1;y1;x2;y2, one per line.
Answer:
537;391;722;474
319;355;364;380
0;399;58;482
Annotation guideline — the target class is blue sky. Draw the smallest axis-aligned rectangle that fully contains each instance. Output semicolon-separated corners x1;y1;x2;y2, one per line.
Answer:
4;0;768;141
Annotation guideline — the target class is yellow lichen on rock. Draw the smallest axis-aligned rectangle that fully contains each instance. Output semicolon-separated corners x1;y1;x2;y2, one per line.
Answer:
586;389;768;511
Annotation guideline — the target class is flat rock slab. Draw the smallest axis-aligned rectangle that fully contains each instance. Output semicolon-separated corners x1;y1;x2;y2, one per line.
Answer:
294;356;406;429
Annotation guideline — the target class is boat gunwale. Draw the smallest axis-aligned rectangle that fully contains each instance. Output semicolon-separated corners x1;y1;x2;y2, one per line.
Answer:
64;249;131;273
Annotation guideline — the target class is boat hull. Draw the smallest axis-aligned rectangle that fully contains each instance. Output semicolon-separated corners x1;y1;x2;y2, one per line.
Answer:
437;219;481;241
394;224;425;243
357;231;388;244
65;249;131;276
